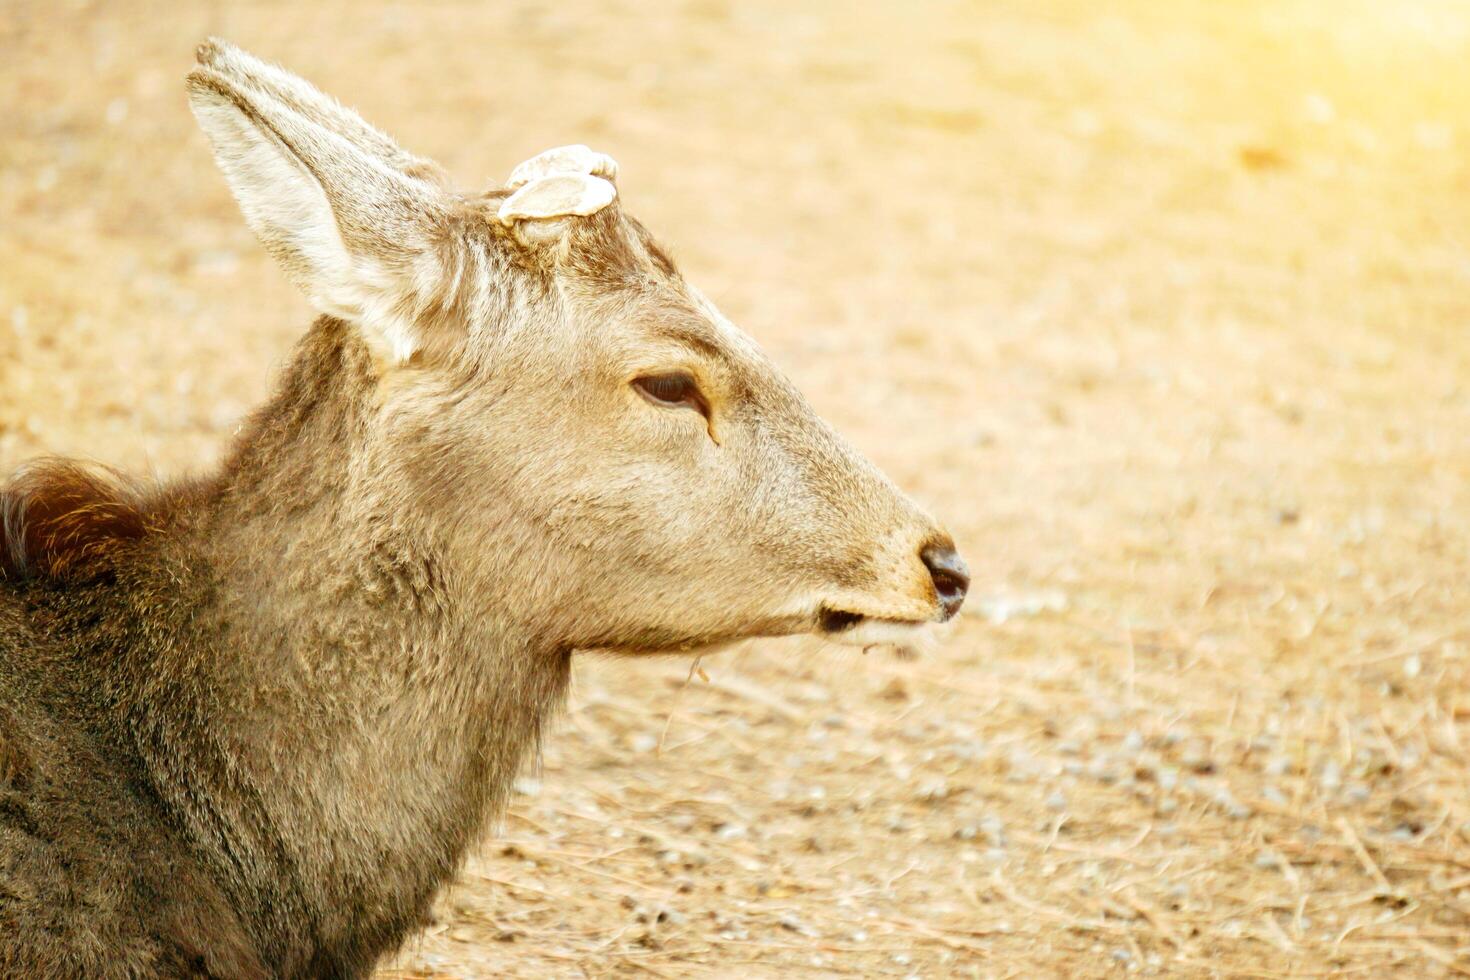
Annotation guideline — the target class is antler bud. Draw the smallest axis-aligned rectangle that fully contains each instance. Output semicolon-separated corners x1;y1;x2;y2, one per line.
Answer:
495;144;620;227
497;173;617;224
505;144;619;189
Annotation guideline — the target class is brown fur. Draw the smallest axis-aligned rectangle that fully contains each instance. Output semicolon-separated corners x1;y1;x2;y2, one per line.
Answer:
0;460;153;581
0;41;962;978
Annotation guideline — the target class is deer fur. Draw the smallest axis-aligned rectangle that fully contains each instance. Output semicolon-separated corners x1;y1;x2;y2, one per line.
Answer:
0;40;965;978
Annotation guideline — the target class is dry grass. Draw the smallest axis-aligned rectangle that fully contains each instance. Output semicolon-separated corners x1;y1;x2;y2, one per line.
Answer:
4;0;1470;976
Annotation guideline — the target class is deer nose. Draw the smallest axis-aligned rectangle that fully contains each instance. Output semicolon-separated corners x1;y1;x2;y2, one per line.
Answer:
920;541;969;621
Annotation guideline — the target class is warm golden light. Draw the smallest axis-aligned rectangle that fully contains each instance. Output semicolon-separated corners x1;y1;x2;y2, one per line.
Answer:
2;0;1469;975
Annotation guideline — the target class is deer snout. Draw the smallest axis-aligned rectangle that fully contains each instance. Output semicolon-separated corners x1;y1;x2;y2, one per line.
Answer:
920;539;969;621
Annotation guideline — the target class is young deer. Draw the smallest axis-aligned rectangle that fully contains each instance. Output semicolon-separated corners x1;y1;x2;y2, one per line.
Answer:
0;41;968;978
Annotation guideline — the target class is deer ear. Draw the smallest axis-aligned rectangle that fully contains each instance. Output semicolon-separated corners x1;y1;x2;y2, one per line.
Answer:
194;38;449;187
186;63;450;364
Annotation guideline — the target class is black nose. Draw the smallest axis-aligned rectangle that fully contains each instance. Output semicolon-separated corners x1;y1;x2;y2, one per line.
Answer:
920;541;969;621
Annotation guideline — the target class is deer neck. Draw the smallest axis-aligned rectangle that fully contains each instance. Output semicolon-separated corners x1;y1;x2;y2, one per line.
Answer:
132;317;571;970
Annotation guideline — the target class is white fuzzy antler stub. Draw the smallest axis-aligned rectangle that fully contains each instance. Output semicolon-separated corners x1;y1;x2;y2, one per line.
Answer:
497;173;617;224
506;144;619;189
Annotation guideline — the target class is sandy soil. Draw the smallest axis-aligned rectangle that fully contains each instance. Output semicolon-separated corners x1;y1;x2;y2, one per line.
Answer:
4;0;1470;976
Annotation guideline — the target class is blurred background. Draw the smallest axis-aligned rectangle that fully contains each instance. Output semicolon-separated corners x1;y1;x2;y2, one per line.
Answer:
4;0;1470;975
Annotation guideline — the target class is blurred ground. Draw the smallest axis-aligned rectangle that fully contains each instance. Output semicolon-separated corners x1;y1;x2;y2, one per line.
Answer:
5;0;1470;976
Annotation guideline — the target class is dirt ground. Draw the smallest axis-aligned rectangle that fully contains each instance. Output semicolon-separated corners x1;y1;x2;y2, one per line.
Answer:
5;0;1470;976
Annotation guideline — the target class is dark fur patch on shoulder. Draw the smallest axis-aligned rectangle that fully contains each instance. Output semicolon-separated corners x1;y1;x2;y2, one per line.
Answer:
0;459;153;582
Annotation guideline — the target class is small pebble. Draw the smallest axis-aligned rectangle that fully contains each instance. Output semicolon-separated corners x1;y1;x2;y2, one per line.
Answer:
1213;788;1252;819
778;914;815;937
1087;757;1120;784
629;733;658;753
917;777;950;802
715;822;747;841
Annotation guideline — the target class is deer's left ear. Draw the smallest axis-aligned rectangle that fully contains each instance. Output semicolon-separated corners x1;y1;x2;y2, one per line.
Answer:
187;58;453;364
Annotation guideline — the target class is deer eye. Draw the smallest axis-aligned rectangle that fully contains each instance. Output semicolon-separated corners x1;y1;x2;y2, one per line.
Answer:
632;373;709;417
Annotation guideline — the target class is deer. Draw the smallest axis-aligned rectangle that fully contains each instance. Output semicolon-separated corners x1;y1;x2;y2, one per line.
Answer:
0;40;969;978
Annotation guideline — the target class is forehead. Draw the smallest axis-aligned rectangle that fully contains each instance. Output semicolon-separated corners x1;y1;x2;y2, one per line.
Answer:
633;307;729;360
547;208;678;286
623;216;679;277
570;276;768;384
497;204;766;367
555;214;713;336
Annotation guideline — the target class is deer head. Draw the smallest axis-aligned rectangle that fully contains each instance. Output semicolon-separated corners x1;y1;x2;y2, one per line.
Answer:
186;40;967;658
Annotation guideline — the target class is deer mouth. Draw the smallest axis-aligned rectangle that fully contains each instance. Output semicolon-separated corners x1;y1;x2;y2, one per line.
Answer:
817;607;866;633
816;605;936;649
